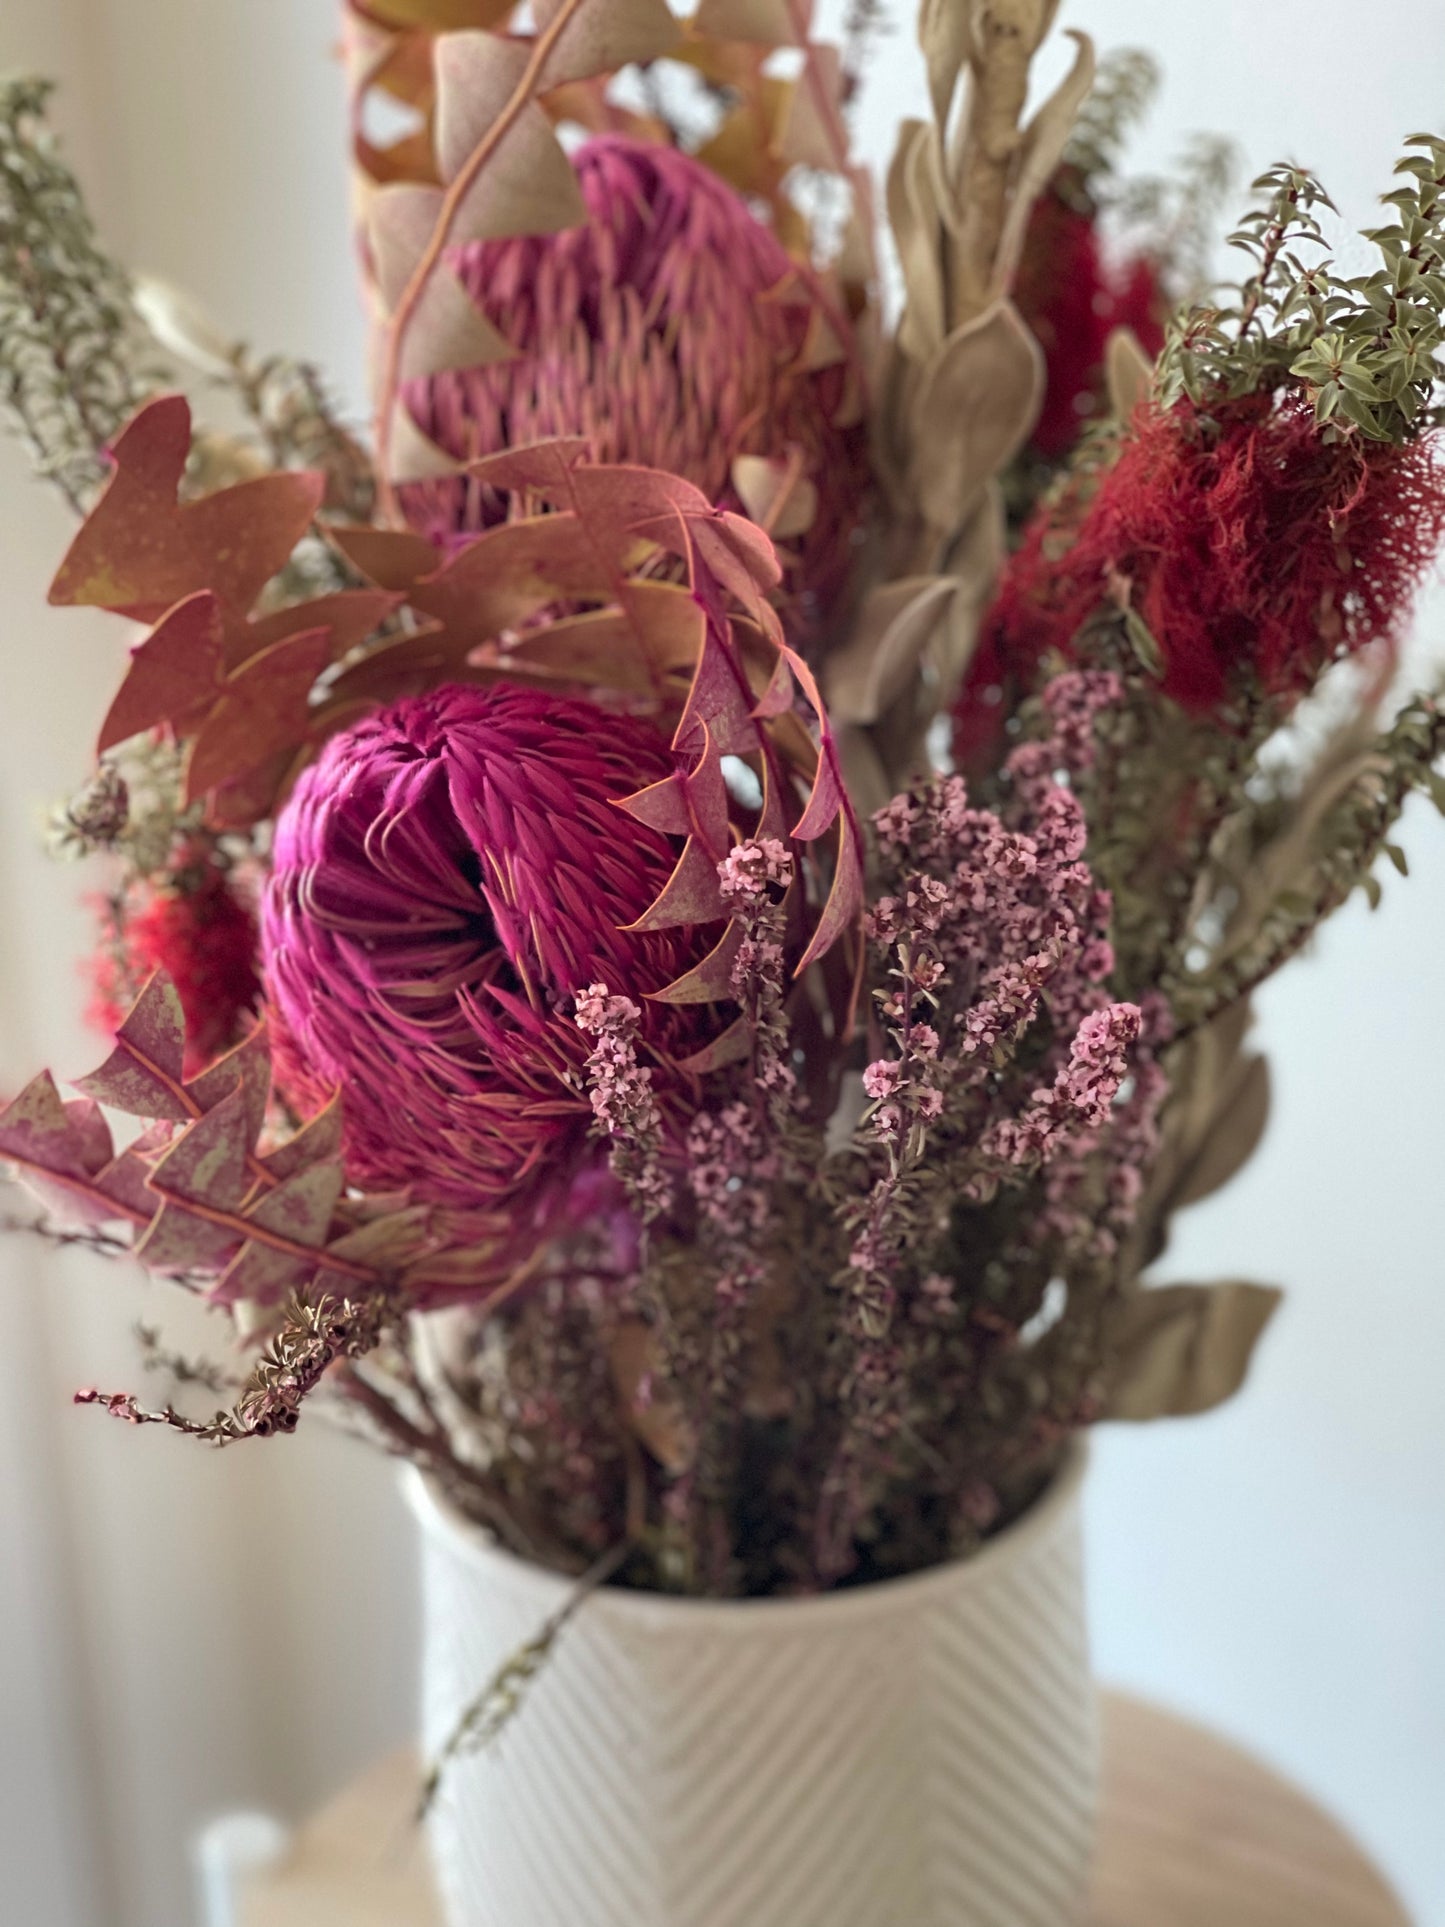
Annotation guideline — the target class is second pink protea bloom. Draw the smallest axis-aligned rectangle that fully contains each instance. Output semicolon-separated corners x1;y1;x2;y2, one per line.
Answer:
261;684;711;1264
400;136;869;629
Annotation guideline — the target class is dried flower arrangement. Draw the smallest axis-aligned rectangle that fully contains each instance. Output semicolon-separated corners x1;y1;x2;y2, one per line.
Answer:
4;0;1445;1626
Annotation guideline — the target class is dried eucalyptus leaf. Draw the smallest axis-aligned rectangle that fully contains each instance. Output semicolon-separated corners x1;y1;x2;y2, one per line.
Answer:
910;300;1043;537
1169;1052;1271;1211
992;30;1096;293
888;119;947;366
400;266;517;380
836;722;896;823
918;0;975;134
387;399;464;482
1105;1281;1282;1421
824;576;957;726
1105;325;1154;419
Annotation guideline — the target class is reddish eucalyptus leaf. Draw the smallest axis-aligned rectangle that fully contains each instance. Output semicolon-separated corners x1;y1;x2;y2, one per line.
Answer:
240;589;402;671
263;1093;344;1181
184;627;331;804
49;394;326;623
248;1161;345;1247
505;597;699;697
98;592;224;754
209;1240;310;1307
189;1026;272;1145
319;625;482;712
134;1198;240;1274
182;473;328;614
324;524;441;591
144;1085;252;1212
623;836;728;931
204;749;308;832
0;1074;158;1228
796;813;864;973
675;1016;752;1074
466;437;591;497
0;1073;108;1185
74;974;190;1119
48;396;193;619
412;514;632;638
677;626;767;756
649;922;744;1005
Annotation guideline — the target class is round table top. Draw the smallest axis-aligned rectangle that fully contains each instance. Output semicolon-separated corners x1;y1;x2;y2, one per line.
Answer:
238;1691;1410;1927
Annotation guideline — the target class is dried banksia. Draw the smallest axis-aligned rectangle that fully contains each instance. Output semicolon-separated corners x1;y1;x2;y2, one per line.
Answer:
261;684;712;1247
399;136;868;629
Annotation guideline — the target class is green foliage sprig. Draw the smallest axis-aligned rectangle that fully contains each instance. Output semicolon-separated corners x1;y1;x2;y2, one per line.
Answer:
1157;138;1445;441
0;78;161;511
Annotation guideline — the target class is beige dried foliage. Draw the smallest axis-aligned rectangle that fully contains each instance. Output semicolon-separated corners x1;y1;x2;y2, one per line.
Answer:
1105;325;1155;419
1105;1281;1282;1422
1132;1001;1269;1276
827;0;1089;819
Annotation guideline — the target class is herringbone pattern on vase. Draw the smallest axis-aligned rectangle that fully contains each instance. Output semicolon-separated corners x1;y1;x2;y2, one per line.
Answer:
415;1460;1095;1927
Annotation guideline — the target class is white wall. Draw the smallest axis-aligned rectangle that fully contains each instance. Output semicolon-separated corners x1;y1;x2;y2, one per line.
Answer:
0;2;1441;1923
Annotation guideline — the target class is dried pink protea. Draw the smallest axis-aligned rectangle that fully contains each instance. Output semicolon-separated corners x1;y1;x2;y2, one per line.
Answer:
261;684;710;1258
399;135;869;629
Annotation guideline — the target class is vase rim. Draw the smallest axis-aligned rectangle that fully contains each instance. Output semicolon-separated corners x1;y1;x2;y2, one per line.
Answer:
407;1440;1087;1630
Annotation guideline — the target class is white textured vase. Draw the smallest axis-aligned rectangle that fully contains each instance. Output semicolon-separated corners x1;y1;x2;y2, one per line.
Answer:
411;1448;1096;1927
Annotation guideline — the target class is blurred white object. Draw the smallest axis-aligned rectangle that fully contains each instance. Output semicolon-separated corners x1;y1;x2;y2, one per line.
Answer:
414;1451;1096;1927
194;1813;290;1927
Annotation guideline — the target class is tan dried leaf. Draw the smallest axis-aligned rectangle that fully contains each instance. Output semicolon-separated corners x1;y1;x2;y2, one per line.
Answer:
992;30;1096;293
1169;1051;1271;1213
1105;326;1154;419
888;118;947;366
908;299;1044;538
369;182;447;310
918;0;975;133
608;1319;695;1472
1105;1282;1282;1422
400;266;518;379
692;0;808;47
824;576;957;726
731;454;819;540
387;399;464;482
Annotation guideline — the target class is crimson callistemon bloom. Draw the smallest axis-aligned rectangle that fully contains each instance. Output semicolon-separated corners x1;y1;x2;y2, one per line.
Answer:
90;865;261;1076
400;135;868;625
261;684;708;1249
1013;170;1167;462
957;392;1445;751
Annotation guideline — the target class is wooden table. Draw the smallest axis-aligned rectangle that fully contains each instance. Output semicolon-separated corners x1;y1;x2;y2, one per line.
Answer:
240;1693;1410;1927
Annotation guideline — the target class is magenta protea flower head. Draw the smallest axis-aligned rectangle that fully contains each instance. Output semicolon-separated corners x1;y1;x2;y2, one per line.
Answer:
400;135;869;627
261;684;704;1250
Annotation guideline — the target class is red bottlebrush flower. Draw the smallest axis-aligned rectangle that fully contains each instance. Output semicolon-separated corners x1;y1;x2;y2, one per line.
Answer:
399;135;869;627
957;394;1445;753
261;684;710;1257
89;867;261;1077
1013;172;1168;462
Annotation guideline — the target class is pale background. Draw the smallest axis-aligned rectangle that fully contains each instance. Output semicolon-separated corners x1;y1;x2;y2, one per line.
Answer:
1;3;1441;1923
